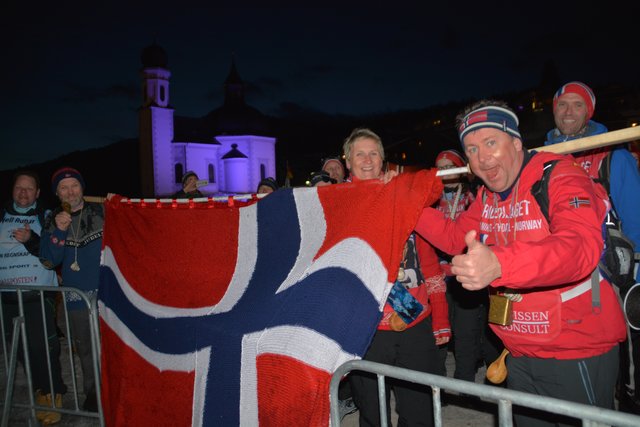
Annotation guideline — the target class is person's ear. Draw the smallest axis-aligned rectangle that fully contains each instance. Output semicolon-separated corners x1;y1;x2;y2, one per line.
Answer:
513;137;523;151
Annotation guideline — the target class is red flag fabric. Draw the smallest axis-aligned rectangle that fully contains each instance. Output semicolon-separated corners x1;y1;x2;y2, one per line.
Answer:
98;169;442;426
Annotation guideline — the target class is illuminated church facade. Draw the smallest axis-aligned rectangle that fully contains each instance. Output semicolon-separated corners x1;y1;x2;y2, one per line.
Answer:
138;43;276;197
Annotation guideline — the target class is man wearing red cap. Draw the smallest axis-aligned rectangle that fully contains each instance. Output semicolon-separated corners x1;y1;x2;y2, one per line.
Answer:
545;82;640;412
40;167;104;413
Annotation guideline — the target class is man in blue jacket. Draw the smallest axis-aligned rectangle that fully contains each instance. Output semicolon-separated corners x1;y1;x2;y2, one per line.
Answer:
545;81;640;413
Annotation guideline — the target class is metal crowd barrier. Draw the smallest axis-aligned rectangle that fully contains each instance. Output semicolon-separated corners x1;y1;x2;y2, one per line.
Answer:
0;284;104;426
330;359;640;427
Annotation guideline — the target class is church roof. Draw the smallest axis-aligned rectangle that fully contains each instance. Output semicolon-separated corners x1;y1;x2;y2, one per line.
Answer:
221;143;248;159
225;56;242;85
140;42;168;69
173;116;221;144
203;104;272;136
202;57;272;136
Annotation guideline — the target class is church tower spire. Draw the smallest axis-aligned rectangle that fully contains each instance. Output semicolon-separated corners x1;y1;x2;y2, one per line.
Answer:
224;54;245;107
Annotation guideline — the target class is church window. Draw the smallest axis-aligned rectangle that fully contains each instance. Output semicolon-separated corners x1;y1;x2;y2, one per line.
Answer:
208;164;216;183
260;164;266;179
175;163;184;183
160;86;166;103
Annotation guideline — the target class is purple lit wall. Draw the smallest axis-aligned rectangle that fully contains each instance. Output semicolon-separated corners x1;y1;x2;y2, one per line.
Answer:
216;135;276;193
223;157;250;193
151;108;176;196
173;142;222;194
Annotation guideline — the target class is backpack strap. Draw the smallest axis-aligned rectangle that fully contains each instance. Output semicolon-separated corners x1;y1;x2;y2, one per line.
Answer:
593;151;619;214
531;159;603;310
595;152;612;195
591;269;601;311
530;160;559;224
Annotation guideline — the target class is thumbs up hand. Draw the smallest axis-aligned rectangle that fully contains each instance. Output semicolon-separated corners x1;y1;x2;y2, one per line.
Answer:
451;230;502;291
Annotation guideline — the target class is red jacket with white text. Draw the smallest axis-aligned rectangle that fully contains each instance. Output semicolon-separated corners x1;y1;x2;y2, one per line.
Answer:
415;151;626;359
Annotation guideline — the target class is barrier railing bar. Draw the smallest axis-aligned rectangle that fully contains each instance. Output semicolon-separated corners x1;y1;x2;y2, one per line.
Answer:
16;291;38;425
497;399;513;427
60;295;81;411
0;284;103;425
330;359;640;427
432;386;443;427
1;316;23;427
88;295;105;426
40;290;57;407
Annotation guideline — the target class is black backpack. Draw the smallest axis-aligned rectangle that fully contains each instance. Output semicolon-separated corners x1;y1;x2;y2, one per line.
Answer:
531;156;636;297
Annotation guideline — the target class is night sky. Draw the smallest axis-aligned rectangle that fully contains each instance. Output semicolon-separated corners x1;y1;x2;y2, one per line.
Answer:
3;1;640;171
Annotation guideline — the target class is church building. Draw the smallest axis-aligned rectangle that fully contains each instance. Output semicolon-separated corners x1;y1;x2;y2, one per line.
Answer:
138;43;276;197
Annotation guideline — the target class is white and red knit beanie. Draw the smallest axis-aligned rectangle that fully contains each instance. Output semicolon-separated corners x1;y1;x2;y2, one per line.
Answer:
553;81;596;121
435;150;465;168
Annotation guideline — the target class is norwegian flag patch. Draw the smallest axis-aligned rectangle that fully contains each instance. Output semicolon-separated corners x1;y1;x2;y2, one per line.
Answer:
569;196;591;208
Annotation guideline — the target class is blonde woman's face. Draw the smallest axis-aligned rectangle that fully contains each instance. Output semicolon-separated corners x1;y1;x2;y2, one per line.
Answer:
347;138;383;180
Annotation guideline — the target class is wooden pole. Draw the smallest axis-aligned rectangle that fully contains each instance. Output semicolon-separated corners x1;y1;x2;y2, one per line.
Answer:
84;196;106;203
531;126;640;154
436;125;640;177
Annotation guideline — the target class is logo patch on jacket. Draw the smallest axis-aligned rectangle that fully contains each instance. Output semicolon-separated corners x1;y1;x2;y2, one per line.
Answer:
569;196;591;208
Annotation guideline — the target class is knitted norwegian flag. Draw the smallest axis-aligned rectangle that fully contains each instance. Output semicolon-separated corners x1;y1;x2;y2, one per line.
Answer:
98;169;442;427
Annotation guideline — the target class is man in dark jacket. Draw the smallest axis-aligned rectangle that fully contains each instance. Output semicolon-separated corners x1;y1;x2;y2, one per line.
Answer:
173;171;204;198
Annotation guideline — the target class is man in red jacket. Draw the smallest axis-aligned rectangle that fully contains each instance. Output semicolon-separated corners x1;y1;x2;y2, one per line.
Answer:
415;100;626;427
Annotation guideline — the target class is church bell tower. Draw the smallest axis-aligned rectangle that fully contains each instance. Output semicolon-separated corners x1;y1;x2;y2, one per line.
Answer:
138;42;174;197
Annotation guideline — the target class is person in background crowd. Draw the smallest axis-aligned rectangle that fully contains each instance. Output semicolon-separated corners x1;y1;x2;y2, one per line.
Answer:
173;171;204;199
344;127;450;427
416;100;626;426
257;177;278;194
434;150;472;218
545;82;640;413
322;157;346;183
432;149;502;383
1;170;67;425
40;167;103;413
309;170;336;187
